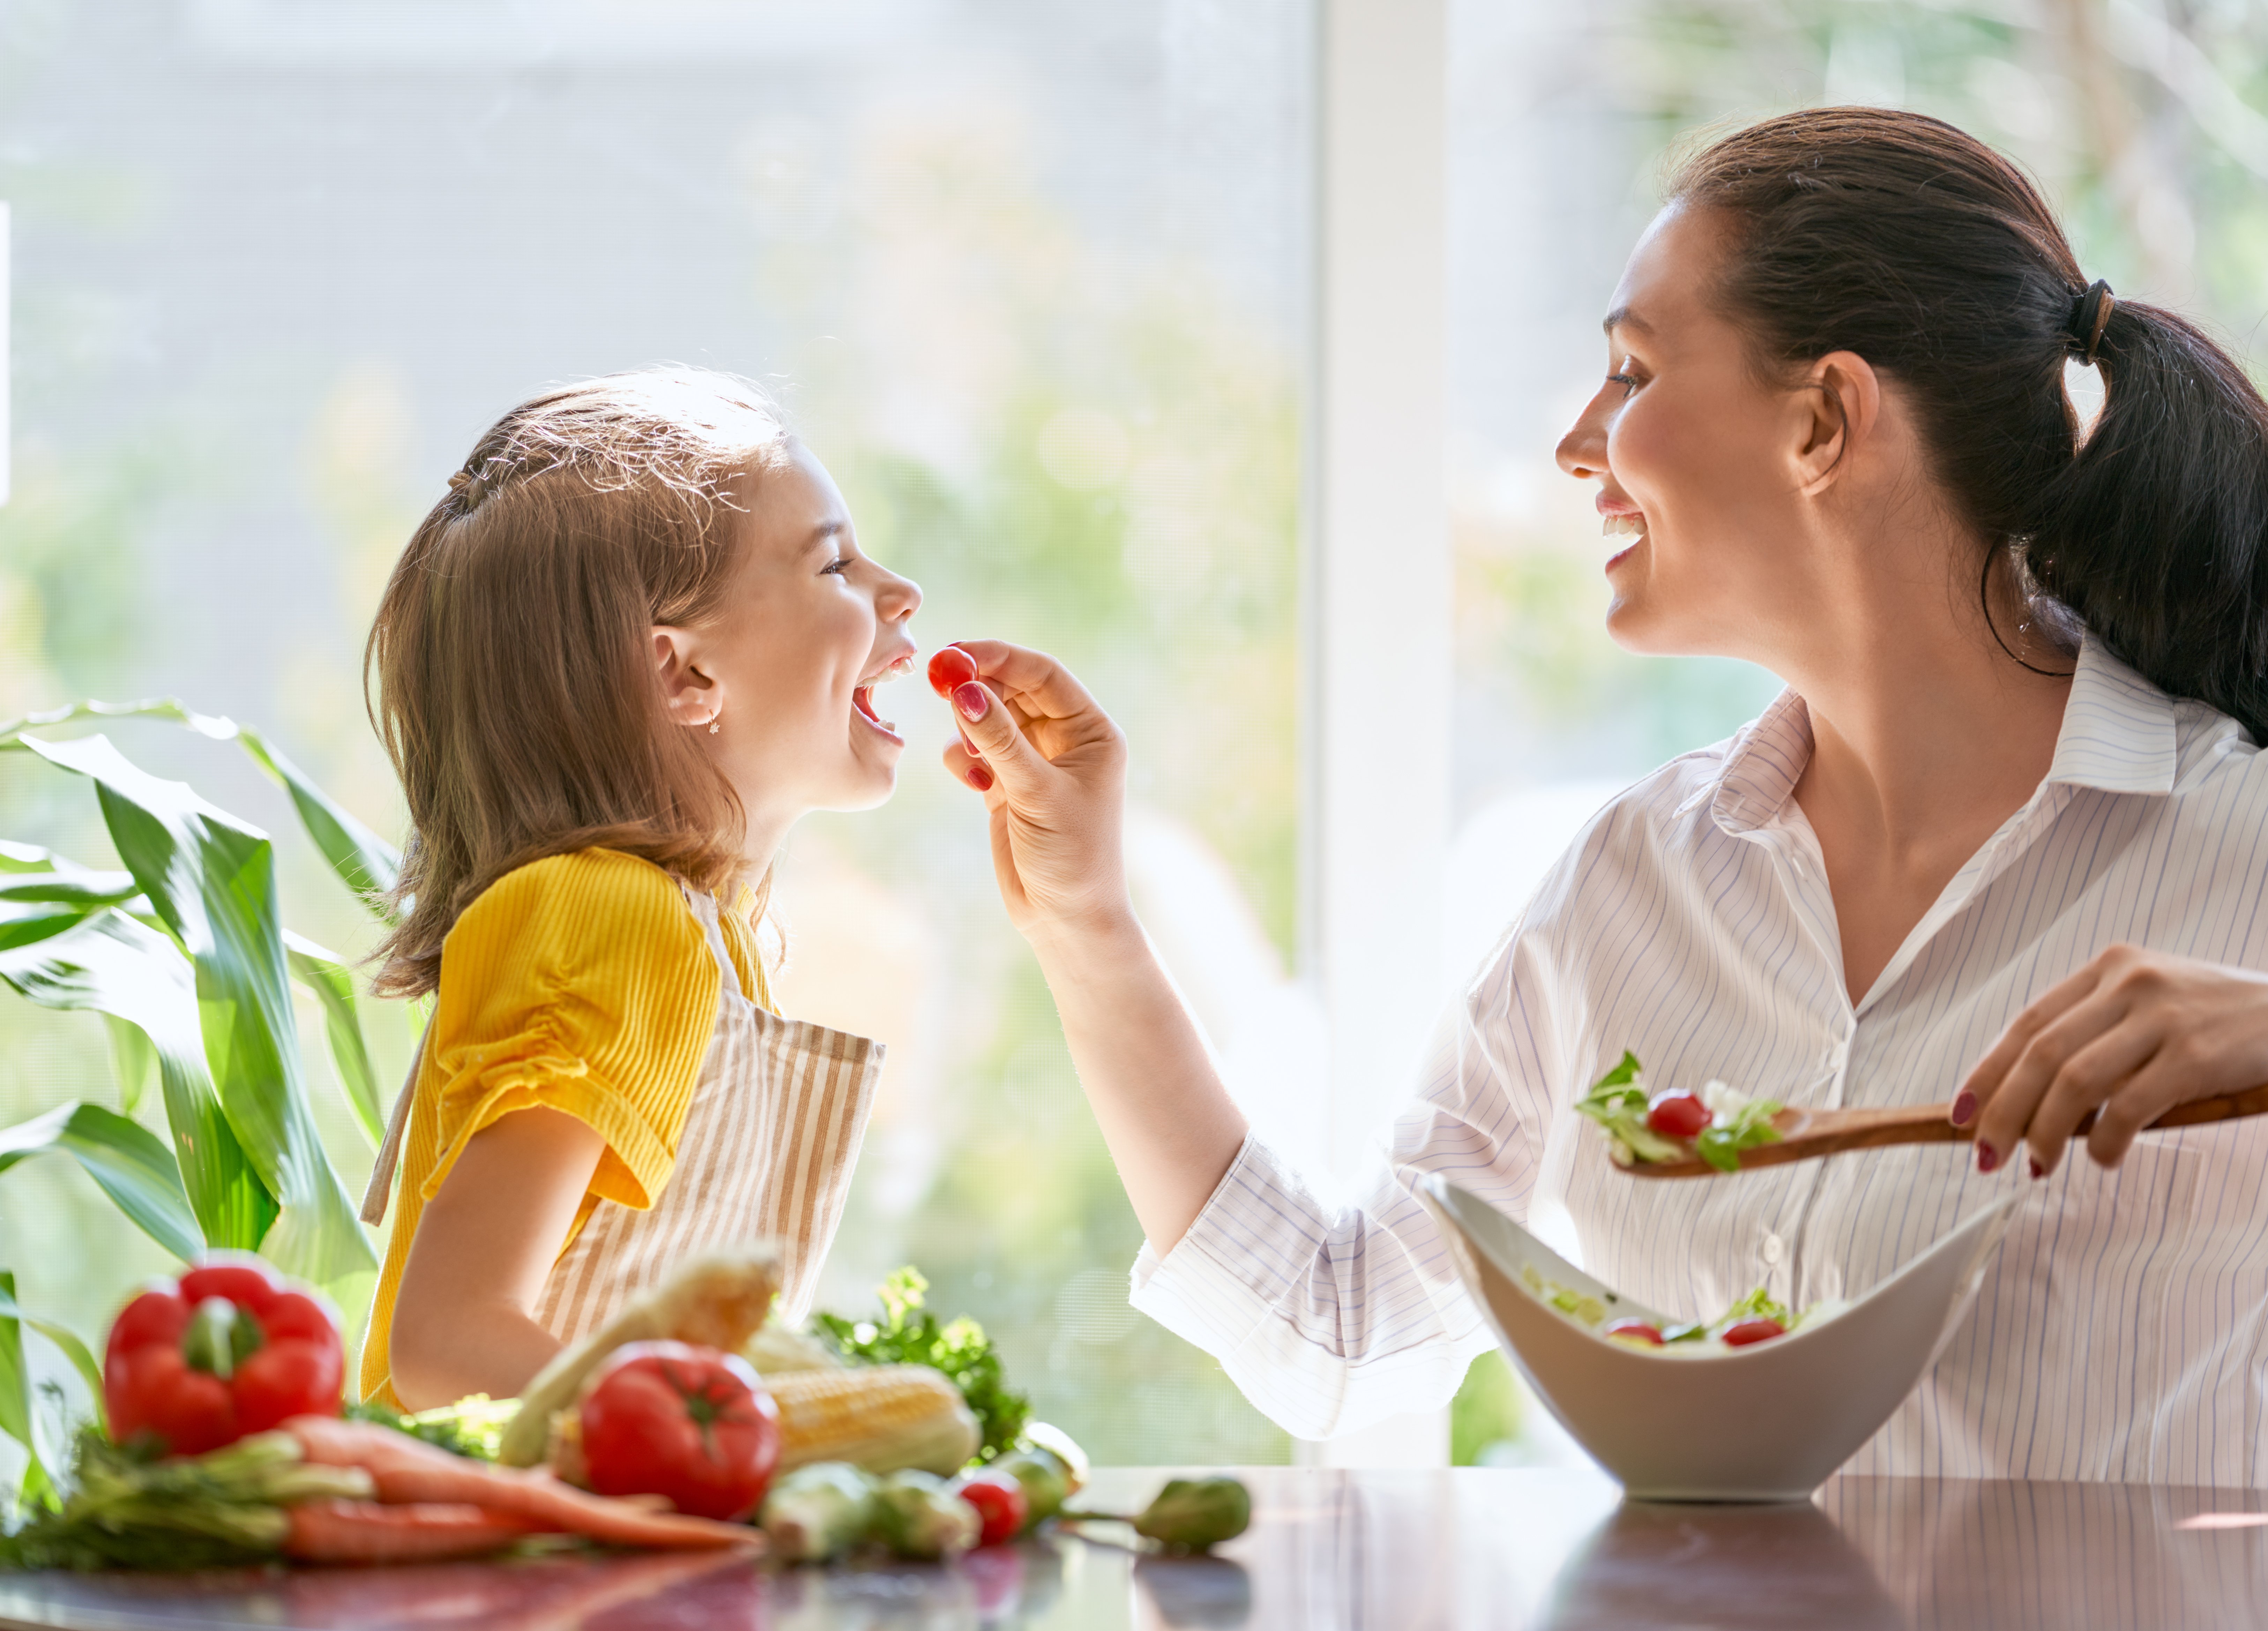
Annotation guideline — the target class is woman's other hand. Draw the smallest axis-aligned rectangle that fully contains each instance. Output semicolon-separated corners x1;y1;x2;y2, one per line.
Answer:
938;640;1134;944
1958;945;2268;1176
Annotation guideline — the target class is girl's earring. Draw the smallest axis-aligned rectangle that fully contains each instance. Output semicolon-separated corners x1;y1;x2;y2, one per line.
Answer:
708;709;721;735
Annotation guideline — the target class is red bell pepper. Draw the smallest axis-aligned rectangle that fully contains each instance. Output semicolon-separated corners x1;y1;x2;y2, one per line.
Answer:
103;1254;344;1457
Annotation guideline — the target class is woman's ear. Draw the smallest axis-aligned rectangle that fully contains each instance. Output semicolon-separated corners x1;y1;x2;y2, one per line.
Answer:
651;627;723;731
1791;350;1882;496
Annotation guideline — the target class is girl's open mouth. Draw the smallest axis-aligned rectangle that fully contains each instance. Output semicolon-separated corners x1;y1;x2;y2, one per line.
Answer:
853;652;915;743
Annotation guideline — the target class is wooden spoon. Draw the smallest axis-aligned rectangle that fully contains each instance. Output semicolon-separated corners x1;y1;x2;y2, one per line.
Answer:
1620;1082;2268;1179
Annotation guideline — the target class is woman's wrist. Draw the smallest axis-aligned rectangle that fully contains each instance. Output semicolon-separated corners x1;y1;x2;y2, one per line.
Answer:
1021;897;1146;970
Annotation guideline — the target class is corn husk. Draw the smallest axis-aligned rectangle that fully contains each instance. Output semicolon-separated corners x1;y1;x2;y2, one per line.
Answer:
498;1242;782;1466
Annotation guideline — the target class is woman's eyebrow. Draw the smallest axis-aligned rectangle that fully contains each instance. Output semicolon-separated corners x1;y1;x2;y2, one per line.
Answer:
800;520;847;555
1603;305;1654;337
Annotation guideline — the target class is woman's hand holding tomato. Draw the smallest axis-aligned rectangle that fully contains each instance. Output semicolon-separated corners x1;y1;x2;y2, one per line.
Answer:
927;641;1135;945
1959;944;2268;1176
925;640;1249;1256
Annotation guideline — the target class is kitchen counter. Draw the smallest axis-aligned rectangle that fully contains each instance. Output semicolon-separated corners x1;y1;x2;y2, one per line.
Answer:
3;1464;2266;1630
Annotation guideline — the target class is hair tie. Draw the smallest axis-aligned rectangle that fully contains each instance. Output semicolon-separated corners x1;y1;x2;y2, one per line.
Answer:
2068;279;2115;367
446;470;472;492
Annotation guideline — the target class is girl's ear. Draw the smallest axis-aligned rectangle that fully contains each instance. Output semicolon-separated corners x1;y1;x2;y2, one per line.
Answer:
651;626;723;731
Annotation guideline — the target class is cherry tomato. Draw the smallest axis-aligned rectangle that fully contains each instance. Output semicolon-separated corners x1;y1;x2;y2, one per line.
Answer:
1720;1317;1787;1347
576;1341;780;1521
1602;1319;1665;1346
1645;1090;1712;1140
955;1468;1030;1547
928;646;980;697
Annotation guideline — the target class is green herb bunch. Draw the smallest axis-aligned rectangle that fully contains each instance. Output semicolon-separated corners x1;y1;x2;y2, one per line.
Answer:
342;1393;514;1462
815;1267;1031;1462
0;1428;368;1571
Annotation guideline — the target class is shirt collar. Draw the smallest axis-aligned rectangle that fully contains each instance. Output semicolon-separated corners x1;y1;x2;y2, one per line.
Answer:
1699;633;2178;838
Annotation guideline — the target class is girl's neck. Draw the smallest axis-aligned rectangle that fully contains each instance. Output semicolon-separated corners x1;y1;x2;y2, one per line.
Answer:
738;803;797;883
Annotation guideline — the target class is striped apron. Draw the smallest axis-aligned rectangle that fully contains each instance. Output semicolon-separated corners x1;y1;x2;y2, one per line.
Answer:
364;882;884;1343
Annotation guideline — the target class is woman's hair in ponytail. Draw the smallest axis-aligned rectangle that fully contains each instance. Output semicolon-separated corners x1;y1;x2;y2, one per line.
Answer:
1670;107;2268;739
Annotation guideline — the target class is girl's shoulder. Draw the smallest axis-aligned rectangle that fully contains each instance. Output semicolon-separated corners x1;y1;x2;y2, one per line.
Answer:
444;847;708;971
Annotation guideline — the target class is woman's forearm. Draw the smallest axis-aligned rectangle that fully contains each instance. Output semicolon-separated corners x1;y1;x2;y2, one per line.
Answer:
1029;909;1248;1252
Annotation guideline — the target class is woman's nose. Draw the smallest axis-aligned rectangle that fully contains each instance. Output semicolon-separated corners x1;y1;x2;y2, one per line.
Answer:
1555;390;1611;481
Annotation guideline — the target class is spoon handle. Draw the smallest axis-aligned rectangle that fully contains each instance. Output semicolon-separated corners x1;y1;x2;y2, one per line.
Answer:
1620;1081;2268;1179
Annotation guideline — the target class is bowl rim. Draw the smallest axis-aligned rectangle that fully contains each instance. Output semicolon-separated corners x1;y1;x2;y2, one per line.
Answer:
1420;1173;2021;1366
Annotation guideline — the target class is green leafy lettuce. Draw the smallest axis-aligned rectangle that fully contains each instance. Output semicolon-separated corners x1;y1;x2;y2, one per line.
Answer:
815;1267;1031;1464
1695;1095;1785;1173
1572;1052;1685;1166
1574;1052;1786;1171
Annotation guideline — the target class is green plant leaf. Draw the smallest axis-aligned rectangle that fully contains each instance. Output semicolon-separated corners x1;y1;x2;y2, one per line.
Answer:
236;725;401;919
103;1013;159;1116
9;735;370;1284
0;1284;105;1431
0;700;401;922
0;850;149;955
284;932;383;1147
0;1101;203;1266
0;1271;60;1513
0;910;276;1253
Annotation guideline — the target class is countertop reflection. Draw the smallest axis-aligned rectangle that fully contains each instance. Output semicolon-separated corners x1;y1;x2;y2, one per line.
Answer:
5;1466;2268;1630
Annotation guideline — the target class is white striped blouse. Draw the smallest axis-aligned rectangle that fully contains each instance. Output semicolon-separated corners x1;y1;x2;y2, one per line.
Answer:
1131;636;2268;1484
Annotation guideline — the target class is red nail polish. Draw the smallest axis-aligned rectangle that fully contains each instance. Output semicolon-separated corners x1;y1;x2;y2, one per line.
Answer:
2029;1157;2045;1180
967;763;994;792
1950;1091;1976;1126
1977;1143;1999;1174
954;681;989;722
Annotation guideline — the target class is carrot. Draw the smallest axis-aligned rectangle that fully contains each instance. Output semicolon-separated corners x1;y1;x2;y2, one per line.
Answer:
283;1417;762;1552
284;1499;543;1564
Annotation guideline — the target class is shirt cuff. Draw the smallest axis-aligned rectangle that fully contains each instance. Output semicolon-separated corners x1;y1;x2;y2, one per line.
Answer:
1129;1132;1496;1441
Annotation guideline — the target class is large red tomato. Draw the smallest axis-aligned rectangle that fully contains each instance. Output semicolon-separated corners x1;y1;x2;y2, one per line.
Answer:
576;1341;781;1521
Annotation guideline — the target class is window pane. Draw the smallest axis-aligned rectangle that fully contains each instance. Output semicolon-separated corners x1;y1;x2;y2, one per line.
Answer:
0;0;1310;1466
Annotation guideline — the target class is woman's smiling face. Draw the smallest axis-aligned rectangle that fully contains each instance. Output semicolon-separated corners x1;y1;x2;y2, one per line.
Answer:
1554;202;1826;660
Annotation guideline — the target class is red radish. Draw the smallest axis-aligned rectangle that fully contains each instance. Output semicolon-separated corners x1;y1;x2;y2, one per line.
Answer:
1602;1319;1665;1346
1719;1317;1786;1347
1644;1090;1712;1140
928;646;979;696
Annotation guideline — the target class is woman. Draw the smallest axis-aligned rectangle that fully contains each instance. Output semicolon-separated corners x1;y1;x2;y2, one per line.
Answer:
935;108;2268;1483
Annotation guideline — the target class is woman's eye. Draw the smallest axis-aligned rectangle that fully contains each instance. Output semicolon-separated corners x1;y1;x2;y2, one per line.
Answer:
1606;373;1640;398
820;556;850;576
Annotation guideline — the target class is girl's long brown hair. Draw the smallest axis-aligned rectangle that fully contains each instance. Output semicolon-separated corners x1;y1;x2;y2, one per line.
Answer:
365;368;790;998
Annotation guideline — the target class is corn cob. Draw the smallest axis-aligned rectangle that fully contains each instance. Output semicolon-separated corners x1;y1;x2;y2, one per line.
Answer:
768;1364;979;1477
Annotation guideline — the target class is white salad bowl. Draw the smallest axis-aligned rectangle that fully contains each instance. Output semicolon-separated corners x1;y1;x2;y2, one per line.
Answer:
1418;1176;2021;1502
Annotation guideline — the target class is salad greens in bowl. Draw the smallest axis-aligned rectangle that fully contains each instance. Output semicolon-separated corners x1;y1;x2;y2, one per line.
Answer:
1417;1175;2021;1502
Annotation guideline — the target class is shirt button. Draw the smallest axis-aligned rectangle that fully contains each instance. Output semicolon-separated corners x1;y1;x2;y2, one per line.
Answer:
1762;1233;1785;1265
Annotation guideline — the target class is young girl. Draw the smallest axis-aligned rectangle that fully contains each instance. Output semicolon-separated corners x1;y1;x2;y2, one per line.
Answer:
356;368;920;1410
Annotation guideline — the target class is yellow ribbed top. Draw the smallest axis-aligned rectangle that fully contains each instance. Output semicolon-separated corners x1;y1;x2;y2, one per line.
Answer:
359;847;768;1405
